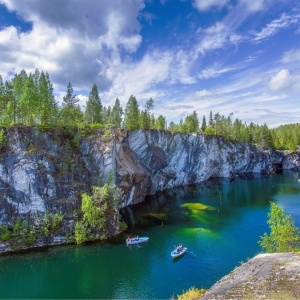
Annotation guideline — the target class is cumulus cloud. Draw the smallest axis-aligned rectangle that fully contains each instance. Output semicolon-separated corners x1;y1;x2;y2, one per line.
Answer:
0;0;144;92
269;69;292;91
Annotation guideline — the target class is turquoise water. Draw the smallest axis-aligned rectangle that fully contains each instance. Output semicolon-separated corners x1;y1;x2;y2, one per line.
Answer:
0;171;300;299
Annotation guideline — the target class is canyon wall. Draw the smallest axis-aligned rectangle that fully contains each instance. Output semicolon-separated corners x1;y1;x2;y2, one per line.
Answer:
0;127;299;252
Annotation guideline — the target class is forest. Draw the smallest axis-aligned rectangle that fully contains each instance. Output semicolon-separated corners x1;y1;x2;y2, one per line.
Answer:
0;69;299;152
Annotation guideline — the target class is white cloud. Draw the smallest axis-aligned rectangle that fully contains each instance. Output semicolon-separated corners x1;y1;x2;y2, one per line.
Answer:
253;13;300;43
281;49;300;63
0;0;144;91
199;65;238;79
269;69;292;91
240;0;264;12
193;0;229;11
195;89;213;98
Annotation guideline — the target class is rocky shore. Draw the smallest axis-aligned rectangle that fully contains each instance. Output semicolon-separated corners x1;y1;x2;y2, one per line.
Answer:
201;252;300;300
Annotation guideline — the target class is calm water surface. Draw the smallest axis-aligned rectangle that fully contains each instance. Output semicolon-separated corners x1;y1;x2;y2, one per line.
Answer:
0;171;300;299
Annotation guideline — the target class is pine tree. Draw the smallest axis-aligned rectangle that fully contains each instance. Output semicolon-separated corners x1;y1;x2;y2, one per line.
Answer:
60;82;82;126
201;116;207;132
209;110;214;128
85;84;102;124
62;82;79;109
124;95;140;130
39;71;58;125
109;98;123;127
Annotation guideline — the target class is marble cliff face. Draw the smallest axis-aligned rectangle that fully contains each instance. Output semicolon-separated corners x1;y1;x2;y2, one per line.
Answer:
0;127;299;221
0;126;299;246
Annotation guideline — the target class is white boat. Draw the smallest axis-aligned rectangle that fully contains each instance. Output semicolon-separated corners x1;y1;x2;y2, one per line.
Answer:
126;237;149;245
171;247;187;259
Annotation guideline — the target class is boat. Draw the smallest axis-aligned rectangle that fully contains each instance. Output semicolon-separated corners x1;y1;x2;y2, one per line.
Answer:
171;247;187;259
126;237;149;245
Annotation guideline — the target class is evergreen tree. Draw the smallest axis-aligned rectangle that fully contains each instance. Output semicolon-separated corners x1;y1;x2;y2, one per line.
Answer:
209;110;214;128
124;95;140;130
139;110;148;129
1;80;15;124
85;84;102;124
38;71;58;125
19;75;39;125
150;113;156;129
201;116;207;132
60;82;82;126
109;98;123;127
102;106;111;124
156;115;166;130
62;82;79;109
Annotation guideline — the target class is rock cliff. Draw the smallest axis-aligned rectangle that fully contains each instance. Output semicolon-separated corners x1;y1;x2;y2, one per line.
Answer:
0;127;299;252
201;252;300;299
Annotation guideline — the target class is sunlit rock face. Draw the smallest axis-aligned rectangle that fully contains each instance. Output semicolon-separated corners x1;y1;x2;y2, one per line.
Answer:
0;127;299;223
124;130;293;196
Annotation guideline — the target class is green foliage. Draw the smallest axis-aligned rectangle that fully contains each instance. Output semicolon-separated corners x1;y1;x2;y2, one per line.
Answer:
124;95;140;130
0;225;11;241
1;68;299;152
82;193;105;228
12;218;23;237
85;84;102;124
24;226;36;244
204;127;215;136
0;129;5;150
201;116;207;132
109;98;123;127
259;202;300;253
52;212;63;231
74;221;89;244
74;182;123;244
156;115;166;130
184;111;199;133
41;212;64;236
119;221;128;231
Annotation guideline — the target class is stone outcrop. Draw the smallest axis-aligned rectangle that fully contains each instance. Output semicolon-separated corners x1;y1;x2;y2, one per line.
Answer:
0;127;299;252
201;252;300;299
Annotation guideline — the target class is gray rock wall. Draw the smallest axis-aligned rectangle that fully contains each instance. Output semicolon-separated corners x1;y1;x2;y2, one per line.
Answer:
0;127;299;229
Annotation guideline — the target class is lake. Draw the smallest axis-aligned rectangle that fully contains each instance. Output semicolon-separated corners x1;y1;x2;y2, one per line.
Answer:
0;171;300;299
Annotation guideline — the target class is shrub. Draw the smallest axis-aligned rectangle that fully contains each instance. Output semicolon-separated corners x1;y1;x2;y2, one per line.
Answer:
177;287;206;300
259;202;300;252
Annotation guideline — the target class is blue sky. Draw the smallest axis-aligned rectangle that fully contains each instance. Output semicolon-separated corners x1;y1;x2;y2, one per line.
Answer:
0;0;299;127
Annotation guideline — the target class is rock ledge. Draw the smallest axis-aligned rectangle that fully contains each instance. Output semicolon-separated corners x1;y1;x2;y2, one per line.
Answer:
202;252;300;300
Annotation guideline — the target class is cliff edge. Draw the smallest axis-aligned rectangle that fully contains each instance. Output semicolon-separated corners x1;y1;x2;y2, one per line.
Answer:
202;252;300;300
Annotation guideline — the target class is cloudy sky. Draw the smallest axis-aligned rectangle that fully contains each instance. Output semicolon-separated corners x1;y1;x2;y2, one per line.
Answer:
0;0;300;127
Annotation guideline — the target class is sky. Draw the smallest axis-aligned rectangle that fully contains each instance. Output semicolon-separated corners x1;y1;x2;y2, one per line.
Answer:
0;0;300;128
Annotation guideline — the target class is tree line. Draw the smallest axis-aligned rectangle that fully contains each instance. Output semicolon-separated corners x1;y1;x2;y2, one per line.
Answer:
0;69;299;151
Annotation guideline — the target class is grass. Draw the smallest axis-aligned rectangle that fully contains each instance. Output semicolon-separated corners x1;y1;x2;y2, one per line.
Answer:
175;287;206;300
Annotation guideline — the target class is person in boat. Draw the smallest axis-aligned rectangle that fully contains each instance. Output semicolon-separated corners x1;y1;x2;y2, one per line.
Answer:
127;237;132;242
177;244;183;252
135;236;139;241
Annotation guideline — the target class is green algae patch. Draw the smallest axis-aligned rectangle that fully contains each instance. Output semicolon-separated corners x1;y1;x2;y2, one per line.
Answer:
179;227;220;239
181;202;216;212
